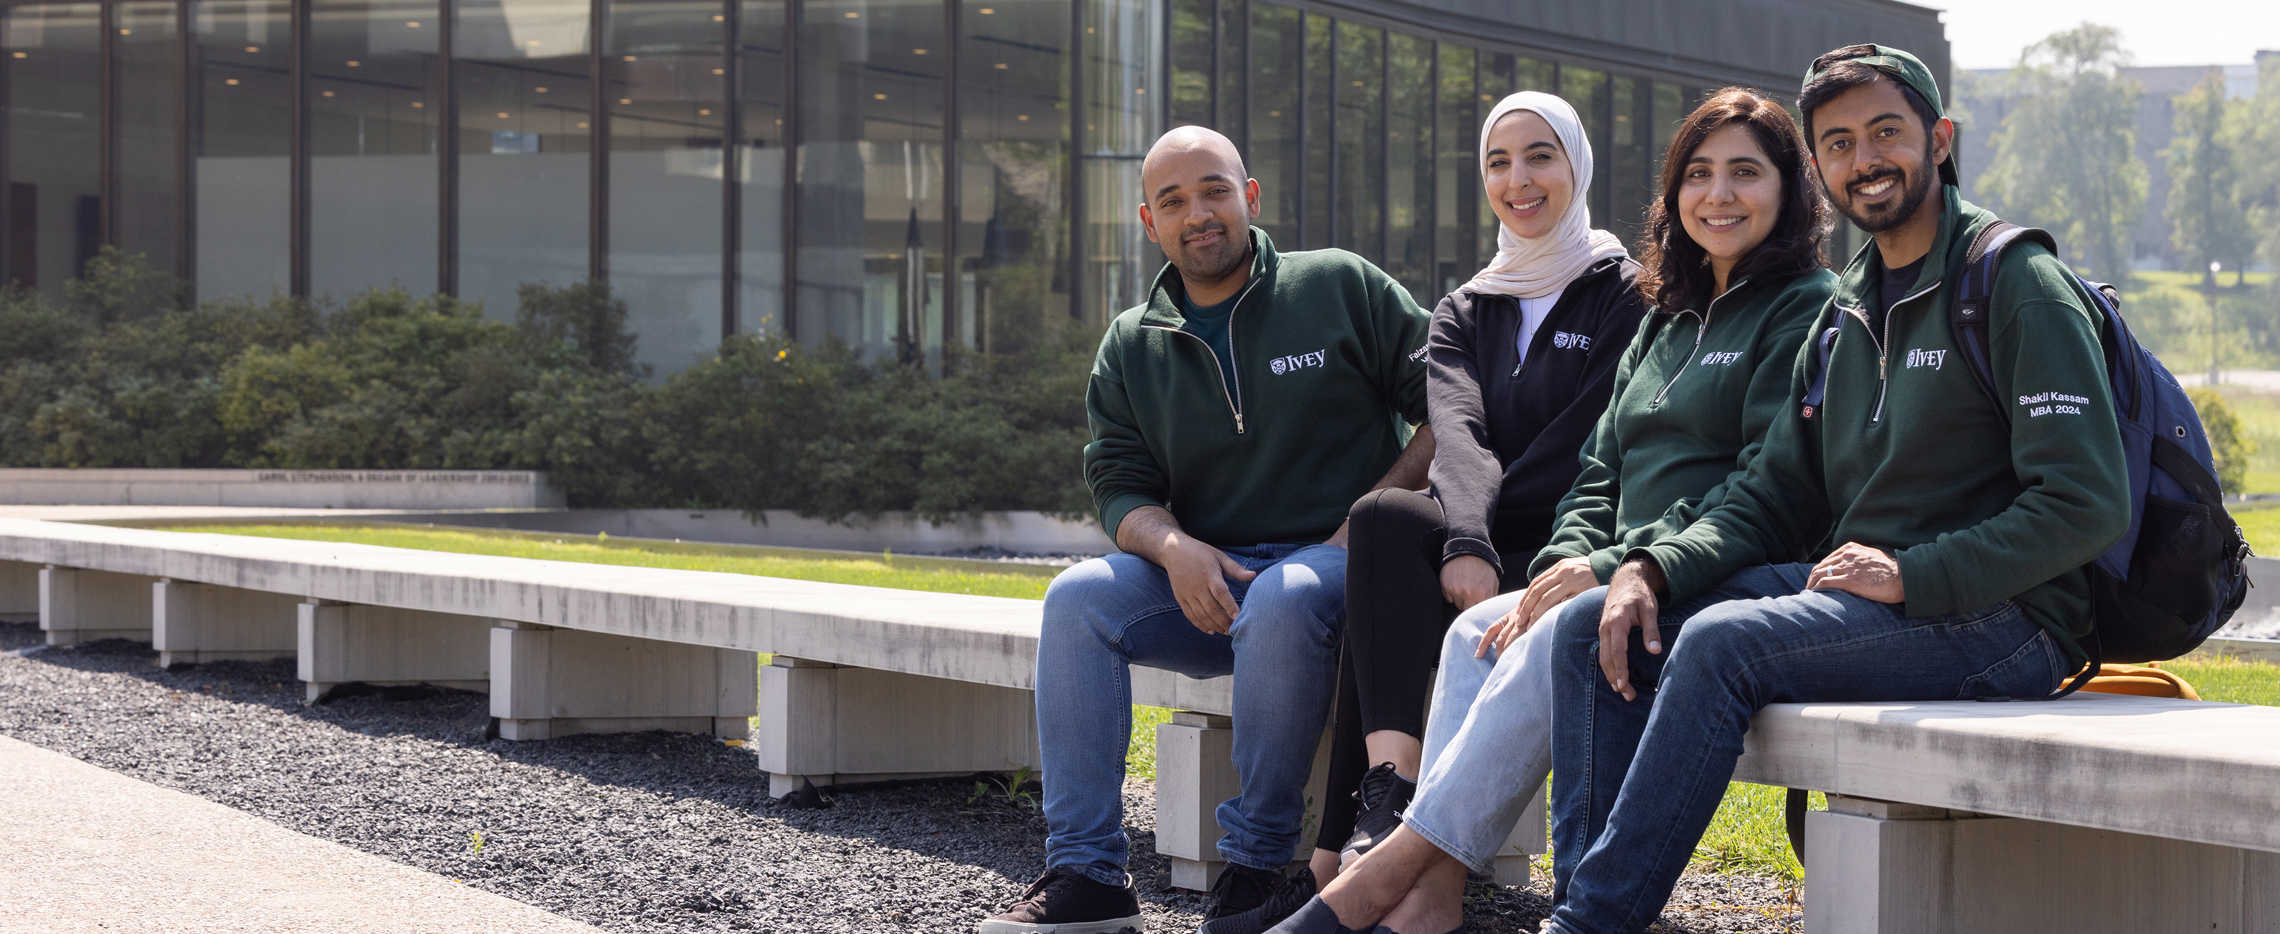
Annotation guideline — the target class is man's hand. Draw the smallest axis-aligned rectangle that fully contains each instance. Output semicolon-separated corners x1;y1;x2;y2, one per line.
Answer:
1114;506;1258;635
1440;554;1499;613
1596;557;1667;702
1807;542;1904;604
1161;536;1256;635
1478;556;1595;658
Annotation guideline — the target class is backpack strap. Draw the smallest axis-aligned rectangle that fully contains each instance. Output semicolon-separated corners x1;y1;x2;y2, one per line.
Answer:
1951;222;2060;425
1799;325;1841;420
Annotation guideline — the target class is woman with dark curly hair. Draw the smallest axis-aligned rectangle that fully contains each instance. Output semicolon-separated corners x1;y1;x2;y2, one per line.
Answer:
1268;87;1836;934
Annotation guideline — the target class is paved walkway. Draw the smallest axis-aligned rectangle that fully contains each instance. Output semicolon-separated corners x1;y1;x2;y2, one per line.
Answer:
0;734;603;933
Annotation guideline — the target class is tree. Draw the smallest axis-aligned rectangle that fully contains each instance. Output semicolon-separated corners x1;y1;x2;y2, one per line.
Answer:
2162;73;2252;286
2234;56;2280;285
1977;24;2148;278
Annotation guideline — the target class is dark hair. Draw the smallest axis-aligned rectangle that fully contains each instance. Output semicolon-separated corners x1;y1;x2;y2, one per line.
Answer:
1636;87;1828;315
1797;45;1939;151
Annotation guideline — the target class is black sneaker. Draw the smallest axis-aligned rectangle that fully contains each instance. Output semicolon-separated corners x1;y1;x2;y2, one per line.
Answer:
1196;865;1316;933
1338;762;1416;867
978;868;1143;934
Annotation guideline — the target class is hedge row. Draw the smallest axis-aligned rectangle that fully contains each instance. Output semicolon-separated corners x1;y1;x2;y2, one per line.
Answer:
0;249;1095;521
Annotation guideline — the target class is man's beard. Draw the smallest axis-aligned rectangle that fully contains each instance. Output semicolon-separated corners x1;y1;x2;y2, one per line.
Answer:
1835;152;1935;234
1175;223;1248;283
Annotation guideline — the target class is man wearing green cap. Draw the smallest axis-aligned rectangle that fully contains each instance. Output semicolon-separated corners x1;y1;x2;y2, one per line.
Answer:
1530;44;2130;933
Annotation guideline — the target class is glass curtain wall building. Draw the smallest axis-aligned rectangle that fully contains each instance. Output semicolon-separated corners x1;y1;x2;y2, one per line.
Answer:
2;0;1945;373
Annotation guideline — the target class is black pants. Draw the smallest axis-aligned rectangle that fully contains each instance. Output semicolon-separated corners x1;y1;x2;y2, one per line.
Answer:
1314;487;1524;852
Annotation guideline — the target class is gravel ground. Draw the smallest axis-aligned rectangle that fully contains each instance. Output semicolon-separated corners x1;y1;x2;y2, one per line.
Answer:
0;620;1797;933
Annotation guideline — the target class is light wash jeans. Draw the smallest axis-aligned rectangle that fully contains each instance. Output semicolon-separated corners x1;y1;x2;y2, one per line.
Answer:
1399;588;1559;874
1543;563;2065;934
1034;543;1347;885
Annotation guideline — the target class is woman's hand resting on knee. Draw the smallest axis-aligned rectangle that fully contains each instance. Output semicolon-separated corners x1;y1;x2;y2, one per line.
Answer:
1477;556;1595;657
1440;555;1500;614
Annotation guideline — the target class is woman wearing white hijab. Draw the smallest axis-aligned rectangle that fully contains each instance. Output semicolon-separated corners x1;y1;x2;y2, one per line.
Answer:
1230;91;1646;934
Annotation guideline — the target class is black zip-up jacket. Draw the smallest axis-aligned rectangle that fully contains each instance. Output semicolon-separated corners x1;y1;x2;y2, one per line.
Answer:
1428;256;1647;573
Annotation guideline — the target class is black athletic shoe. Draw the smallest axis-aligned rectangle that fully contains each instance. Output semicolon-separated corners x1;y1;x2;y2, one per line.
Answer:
977;868;1143;934
1338;762;1416;867
1196;865;1316;934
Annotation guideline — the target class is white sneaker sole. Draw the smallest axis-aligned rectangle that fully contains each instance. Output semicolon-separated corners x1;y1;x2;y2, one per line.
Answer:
976;914;1143;934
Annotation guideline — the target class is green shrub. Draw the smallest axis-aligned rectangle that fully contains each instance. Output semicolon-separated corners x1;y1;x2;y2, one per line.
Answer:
16;257;1100;520
2188;387;2254;494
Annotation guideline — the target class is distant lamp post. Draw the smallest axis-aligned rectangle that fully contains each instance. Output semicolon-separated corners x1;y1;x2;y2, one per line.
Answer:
2209;260;2224;387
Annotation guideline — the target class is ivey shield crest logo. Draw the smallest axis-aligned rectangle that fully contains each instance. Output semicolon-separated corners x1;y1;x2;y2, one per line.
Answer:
1269;348;1328;376
1699;351;1745;367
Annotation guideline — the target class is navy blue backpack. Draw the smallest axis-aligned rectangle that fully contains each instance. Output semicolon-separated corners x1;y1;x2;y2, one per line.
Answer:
1950;222;2250;690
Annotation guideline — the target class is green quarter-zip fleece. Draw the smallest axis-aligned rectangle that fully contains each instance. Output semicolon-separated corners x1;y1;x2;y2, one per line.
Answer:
1084;227;1432;547
1531;268;1837;582
1634;189;2130;666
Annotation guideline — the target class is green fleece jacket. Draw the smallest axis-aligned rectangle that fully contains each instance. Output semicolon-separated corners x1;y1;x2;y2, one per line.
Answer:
1531;268;1836;582
1635;189;2130;665
1084;228;1431;547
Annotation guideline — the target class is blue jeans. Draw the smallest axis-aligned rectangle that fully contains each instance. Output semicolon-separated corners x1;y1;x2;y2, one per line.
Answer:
1544;564;2065;933
1035;543;1346;885
1401;588;1558;873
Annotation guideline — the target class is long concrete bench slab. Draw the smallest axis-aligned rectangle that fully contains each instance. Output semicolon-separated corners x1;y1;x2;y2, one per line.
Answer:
1733;695;2280;933
0;519;1533;889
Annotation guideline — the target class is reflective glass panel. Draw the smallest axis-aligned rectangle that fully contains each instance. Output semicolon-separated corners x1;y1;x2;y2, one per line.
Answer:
1558;63;1607;222
310;0;442;300
796;0;947;357
1434;41;1471;295
1076;0;1155;324
114;0;181;277
1333;21;1379;260
2;1;101;298
607;0;726;373
455;0;592;320
1212;0;1240;147
1168;0;1207;128
1385;31;1428;303
1609;73;1643;246
956;0;1069;357
1245;1;1294;238
1297;10;1326;247
195;0;293;301
736;0;782;337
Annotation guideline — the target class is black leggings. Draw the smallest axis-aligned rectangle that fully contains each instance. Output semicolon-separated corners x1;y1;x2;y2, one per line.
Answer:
1314;487;1524;852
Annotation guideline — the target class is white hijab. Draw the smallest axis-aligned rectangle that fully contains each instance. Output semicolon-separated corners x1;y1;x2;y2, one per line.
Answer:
1461;91;1629;299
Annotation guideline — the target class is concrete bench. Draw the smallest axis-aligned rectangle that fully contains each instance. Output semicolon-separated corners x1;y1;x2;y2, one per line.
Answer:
0;518;1537;890
1733;695;2280;933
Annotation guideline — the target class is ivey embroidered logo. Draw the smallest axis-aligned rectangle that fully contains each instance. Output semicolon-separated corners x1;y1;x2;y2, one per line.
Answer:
1550;331;1592;352
1699;350;1745;367
1904;347;1949;370
1268;348;1329;376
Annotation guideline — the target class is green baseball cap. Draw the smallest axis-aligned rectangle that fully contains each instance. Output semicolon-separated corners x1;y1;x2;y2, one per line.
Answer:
1803;44;1956;185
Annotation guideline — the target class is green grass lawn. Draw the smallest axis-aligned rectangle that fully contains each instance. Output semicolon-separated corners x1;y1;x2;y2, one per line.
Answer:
159;520;2280;880
159;521;1061;597
2132;269;2274;291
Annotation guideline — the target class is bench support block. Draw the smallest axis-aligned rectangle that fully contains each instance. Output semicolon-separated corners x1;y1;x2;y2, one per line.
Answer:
1806;794;2280;934
152;579;302;668
755;656;1038;798
1153;712;1541;891
490;625;756;742
298;601;492;704
0;560;38;618
40;567;156;646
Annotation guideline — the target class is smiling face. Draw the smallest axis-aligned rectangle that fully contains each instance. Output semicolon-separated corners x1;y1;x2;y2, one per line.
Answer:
1807;76;1948;235
1138;129;1260;295
1482;110;1574;241
1678;123;1783;289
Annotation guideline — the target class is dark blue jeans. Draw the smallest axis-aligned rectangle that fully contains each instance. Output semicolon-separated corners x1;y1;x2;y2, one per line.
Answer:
1034;543;1346;884
1543;563;2065;933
